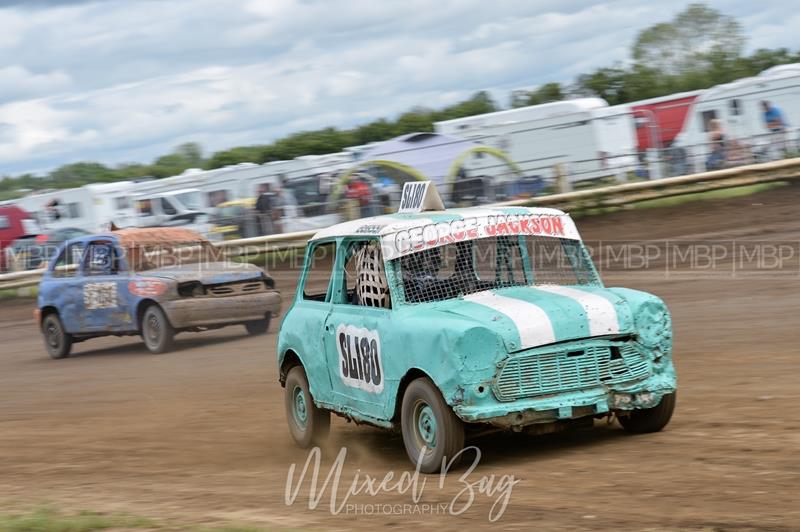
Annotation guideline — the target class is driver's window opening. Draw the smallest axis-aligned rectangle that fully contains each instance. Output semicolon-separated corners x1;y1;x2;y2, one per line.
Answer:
343;240;391;309
85;241;119;276
302;242;336;302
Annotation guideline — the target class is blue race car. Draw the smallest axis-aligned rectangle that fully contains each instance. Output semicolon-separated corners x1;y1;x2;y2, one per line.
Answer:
37;227;281;357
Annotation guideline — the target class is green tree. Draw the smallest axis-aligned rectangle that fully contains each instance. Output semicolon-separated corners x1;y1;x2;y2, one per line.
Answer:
511;82;565;107
48;162;116;185
632;3;745;75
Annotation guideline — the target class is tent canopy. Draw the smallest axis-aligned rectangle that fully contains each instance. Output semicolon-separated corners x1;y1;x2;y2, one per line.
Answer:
341;132;521;188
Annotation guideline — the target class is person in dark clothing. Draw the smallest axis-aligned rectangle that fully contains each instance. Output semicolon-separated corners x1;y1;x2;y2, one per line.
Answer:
255;184;275;235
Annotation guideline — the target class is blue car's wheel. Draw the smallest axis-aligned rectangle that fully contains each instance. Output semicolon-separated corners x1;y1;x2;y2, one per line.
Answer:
401;377;464;474
245;312;271;335
42;313;72;359
141;305;175;354
284;365;330;448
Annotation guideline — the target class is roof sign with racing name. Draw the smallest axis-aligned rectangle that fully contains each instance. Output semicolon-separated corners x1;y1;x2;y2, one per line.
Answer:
398;181;444;214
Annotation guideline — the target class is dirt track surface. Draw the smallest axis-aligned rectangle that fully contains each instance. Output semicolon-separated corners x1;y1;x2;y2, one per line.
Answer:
2;185;800;530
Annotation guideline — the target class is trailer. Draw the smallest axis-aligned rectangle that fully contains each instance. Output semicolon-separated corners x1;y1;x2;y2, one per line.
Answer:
14;181;135;233
674;64;800;172
434;98;638;184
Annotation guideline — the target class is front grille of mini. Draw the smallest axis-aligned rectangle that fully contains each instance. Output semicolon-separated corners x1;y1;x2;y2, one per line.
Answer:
207;281;265;297
493;343;651;402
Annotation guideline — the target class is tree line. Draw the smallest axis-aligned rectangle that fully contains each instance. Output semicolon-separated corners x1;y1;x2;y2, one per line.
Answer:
2;3;798;199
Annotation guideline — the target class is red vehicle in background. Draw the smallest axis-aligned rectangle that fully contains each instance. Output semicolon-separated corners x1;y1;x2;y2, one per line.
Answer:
631;90;704;151
0;205;39;272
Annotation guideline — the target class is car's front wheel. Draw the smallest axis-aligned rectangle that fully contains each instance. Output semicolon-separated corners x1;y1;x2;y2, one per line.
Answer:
618;392;676;433
245;312;271;335
284;365;330;448
401;377;465;474
141;305;175;354
42;313;72;359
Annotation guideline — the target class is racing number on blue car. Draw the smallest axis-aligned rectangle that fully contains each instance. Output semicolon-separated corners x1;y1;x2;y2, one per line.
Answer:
336;324;383;394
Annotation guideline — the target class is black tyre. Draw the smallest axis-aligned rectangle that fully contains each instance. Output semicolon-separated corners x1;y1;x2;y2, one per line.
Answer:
141;305;175;354
285;365;330;448
618;392;676;434
401;377;465;474
42;313;72;359
245;312;271;335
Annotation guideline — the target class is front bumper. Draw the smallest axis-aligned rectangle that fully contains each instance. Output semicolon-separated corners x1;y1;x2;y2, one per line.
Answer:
161;290;282;329
453;371;676;429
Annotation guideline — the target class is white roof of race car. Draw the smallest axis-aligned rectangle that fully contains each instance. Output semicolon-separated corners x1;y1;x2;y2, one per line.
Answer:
311;206;580;260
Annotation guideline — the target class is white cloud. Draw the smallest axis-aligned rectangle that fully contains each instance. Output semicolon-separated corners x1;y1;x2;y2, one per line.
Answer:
0;0;797;175
0;66;71;102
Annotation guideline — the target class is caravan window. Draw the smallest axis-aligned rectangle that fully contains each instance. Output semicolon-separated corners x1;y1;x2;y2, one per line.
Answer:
176;191;202;210
207;190;229;207
0;215;9;230
729;99;743;117
67;203;82;219
136;199;153;216
159;197;177;215
700;110;718;132
114;197;130;210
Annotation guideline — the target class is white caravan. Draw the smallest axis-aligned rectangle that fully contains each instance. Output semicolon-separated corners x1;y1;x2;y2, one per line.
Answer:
435;98;638;183
674;64;800;170
14;181;135;232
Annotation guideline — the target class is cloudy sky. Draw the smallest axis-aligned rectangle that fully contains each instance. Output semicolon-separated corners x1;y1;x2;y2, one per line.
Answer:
0;0;798;176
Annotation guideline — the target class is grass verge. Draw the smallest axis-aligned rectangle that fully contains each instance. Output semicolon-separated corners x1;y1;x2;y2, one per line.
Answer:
0;507;156;531
0;506;290;531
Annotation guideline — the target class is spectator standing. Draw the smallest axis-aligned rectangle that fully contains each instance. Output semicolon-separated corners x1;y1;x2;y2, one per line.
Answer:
346;176;373;218
706;119;727;170
254;183;275;235
761;100;788;158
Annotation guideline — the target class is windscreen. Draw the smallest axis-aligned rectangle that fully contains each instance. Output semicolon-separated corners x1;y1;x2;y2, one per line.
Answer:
127;241;220;271
392;235;599;304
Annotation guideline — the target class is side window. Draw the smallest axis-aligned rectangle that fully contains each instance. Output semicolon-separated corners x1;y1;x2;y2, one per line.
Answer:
160;197;177;215
342;240;391;308
0;215;9;230
136;199;153;216
700;110;717;132
207;190;229;207
84;242;120;276
67;202;81;219
52;243;84;278
729;99;743;117
302;242;336;301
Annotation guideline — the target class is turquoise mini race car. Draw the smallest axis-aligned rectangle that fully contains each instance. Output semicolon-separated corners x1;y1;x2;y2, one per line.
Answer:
277;183;675;472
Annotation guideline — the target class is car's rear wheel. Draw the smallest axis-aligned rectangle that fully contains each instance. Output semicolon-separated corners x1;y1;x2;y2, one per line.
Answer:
284;365;330;448
245;312;271;335
42;313;72;359
141;305;175;354
401;377;465;474
618;392;676;433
